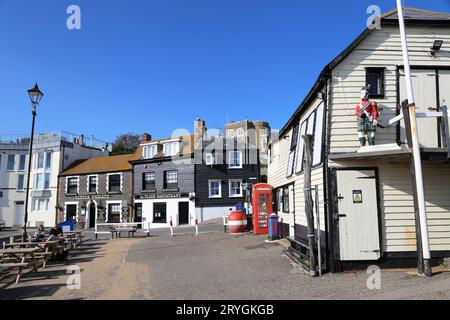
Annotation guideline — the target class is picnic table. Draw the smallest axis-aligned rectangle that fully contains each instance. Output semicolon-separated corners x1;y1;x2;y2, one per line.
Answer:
0;248;39;284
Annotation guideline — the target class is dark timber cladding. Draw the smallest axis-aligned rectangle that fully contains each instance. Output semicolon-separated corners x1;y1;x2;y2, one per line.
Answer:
194;138;261;209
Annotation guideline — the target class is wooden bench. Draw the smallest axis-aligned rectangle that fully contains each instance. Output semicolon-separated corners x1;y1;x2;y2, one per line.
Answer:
0;262;36;284
112;227;137;239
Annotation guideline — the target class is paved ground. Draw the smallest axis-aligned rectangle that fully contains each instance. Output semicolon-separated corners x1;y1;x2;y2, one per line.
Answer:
2;221;450;300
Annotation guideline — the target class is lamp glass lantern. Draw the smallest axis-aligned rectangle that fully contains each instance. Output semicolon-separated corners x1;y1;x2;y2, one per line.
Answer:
27;83;44;105
431;40;444;52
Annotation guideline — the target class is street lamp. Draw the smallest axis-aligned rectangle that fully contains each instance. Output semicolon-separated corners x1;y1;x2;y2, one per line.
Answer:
22;83;44;241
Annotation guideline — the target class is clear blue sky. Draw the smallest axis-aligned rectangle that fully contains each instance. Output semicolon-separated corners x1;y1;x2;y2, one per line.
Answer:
1;0;449;142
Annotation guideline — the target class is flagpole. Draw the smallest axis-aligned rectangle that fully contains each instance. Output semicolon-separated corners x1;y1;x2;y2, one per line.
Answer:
396;0;432;277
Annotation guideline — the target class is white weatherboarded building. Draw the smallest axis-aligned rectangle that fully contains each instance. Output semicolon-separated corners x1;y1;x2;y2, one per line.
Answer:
268;7;450;273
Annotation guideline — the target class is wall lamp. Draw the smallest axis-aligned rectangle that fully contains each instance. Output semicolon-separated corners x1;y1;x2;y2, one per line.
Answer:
431;40;444;56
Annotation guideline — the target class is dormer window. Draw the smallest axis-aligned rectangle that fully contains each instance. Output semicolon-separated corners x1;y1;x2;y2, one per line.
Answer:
163;141;180;157
143;145;158;159
205;153;216;165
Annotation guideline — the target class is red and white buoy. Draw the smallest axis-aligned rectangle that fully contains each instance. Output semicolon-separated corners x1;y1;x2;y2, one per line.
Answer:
195;217;199;236
226;211;248;234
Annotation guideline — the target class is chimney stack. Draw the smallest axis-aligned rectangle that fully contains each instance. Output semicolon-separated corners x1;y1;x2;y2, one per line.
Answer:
141;133;152;144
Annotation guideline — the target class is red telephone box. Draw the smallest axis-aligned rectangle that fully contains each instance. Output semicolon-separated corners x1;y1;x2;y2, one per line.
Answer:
252;183;273;235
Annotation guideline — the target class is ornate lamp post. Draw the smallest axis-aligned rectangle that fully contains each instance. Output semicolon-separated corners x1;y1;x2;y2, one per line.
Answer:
22;83;44;241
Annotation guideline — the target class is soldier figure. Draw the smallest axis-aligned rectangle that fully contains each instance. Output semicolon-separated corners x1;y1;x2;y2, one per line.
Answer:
356;86;378;146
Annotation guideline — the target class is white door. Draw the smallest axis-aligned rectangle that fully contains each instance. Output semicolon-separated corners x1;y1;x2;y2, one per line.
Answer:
337;170;381;261
400;69;439;148
438;70;450;138
14;202;25;226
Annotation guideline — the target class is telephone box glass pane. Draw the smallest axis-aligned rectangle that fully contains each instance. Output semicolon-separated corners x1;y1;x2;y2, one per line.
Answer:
258;194;269;228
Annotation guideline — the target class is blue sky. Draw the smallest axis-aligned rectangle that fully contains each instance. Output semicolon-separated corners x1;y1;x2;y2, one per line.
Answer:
0;0;449;142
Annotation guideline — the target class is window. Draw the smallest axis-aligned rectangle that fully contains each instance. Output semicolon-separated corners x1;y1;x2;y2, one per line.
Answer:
237;128;245;137
88;176;98;193
313;103;325;166
7;155;15;171
44;173;51;190
291;124;300;150
205;153;216;165
366;68;385;98
45;152;52;169
36;153;44;169
226;130;235;139
108;174;121;193
229;180;243;198
17;175;25;191
282;187;290;213
286;151;295;177
19;155;26;171
108;203;122;223
228;151;243;169
143;172;156;191
278;189;283;212
143;145;158;159
163;142;180;157
67;177;78;194
33;199;49;212
295;121;307;173
209;180;222;198
164;170;178;189
34;173;44;190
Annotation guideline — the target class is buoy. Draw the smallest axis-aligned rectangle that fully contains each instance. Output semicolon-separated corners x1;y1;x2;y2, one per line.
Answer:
226;211;248;233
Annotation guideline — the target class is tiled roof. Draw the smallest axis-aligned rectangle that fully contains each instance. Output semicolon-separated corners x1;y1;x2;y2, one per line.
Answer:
60;147;142;176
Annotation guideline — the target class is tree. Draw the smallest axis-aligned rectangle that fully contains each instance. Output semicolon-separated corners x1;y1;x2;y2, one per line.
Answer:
111;133;140;155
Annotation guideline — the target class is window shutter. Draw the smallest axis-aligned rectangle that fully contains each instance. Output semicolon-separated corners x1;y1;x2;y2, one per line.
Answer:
313;102;325;166
295;121;307;173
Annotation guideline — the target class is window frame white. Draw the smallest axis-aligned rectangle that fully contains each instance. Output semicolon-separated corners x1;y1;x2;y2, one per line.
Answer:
66;176;80;195
205;153;216;165
106;201;123;223
208;179;222;198
228;179;243;198
6;154;15;171
17;174;25;191
107;173;123;193
228;151;243;169
87;175;99;194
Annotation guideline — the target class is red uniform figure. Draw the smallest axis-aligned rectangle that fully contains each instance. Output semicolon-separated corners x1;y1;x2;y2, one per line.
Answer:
356;87;378;146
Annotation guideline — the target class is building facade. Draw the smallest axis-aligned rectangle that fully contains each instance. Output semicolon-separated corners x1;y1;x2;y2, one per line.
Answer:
225;120;270;181
0;136;29;227
0;132;109;228
268;8;450;273
195;137;261;222
131;134;196;229
58;150;140;229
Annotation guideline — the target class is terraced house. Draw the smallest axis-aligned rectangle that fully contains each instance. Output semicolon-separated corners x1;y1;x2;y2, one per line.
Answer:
268;8;450;273
58;149;140;229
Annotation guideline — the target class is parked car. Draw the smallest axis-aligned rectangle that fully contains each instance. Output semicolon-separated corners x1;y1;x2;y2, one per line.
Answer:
0;219;6;231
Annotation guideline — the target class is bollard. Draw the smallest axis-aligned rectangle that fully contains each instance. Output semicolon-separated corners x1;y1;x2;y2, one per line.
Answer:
223;216;227;233
195;218;199;236
170;217;174;237
2;242;5;250
10;236;14;244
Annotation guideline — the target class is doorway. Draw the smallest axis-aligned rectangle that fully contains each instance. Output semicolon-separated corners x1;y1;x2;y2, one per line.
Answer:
14;202;25;227
89;202;96;229
66;204;77;221
179;202;189;225
135;203;143;229
153;203;167;224
336;169;381;261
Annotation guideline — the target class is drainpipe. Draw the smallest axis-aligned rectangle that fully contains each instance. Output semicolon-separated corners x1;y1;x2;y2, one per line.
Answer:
396;0;432;277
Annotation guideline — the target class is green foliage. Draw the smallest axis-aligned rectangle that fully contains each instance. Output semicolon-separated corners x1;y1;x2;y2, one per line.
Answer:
111;133;140;155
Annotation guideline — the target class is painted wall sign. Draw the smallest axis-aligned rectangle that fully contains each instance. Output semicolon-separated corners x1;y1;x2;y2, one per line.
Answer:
136;193;189;200
76;195;112;200
353;190;363;204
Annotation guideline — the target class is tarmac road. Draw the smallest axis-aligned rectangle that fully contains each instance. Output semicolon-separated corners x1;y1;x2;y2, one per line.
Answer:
2;220;450;300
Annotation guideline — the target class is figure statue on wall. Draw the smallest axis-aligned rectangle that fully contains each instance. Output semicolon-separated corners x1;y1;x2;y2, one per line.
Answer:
356;86;378;146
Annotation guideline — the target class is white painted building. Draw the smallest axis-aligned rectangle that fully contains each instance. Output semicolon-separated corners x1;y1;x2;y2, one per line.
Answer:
268;8;450;273
0;132;109;228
